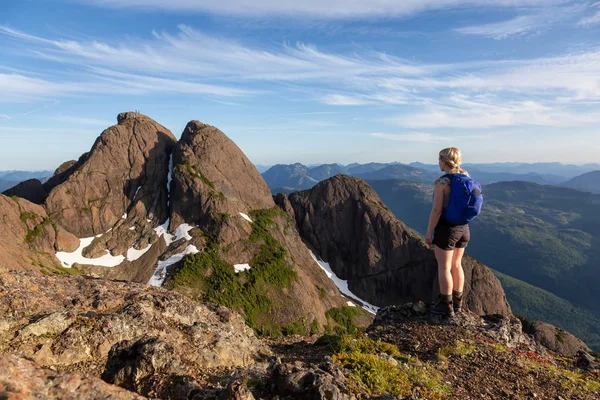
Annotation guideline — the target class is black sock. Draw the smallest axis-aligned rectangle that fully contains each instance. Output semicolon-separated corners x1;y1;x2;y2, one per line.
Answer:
453;291;463;299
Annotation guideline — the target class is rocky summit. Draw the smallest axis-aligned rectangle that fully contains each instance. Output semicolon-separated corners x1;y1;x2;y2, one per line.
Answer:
0;112;598;399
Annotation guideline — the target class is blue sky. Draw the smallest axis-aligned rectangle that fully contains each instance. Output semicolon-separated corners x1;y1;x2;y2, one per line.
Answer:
1;0;599;170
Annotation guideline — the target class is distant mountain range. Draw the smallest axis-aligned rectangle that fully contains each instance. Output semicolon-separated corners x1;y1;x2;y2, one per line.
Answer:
0;170;53;192
562;170;600;194
262;162;600;194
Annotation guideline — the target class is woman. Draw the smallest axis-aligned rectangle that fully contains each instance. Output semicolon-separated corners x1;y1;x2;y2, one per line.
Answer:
425;147;470;317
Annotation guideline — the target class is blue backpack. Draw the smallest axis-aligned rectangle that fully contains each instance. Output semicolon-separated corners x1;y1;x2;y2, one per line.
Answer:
440;173;483;225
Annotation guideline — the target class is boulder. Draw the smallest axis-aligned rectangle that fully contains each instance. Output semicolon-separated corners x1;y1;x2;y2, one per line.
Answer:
0;354;144;399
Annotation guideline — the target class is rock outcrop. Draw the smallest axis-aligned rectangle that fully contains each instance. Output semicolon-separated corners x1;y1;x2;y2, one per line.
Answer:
371;302;537;351
521;319;591;357
269;357;355;400
0;194;79;272
45;112;176;238
283;175;511;315
0;271;264;384
0;355;144;400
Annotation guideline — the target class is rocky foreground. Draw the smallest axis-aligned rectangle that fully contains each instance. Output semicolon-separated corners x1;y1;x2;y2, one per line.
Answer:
0;271;598;399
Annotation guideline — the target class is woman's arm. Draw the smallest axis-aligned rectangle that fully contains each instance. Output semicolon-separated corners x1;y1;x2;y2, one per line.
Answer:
425;180;446;245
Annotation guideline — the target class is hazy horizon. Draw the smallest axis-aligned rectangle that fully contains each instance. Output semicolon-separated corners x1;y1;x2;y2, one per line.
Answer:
2;158;599;175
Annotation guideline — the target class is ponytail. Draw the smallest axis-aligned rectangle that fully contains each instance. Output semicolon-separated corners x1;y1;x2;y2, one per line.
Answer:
439;147;469;176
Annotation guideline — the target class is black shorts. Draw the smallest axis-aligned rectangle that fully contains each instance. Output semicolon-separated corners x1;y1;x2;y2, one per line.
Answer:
433;222;470;251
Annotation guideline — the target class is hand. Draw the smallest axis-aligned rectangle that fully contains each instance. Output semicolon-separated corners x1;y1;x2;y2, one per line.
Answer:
425;231;432;246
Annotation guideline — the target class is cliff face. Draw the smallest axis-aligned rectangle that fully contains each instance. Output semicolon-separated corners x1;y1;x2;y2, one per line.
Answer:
45;112;177;238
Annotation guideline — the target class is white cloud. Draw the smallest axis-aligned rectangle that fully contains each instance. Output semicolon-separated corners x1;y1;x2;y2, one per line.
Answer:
455;14;549;39
321;94;369;105
578;11;600;25
371;132;490;142
2;24;600;130
83;0;567;18
392;97;600;129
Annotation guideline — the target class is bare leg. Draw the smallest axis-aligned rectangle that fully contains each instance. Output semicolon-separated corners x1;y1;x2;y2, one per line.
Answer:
451;247;466;292
434;246;454;296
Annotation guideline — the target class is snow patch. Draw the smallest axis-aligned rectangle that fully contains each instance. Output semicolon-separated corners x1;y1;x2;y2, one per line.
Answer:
56;237;125;268
154;219;175;246
133;186;142;200
347;301;356;307
148;245;199;287
121;213;127;220
166;153;173;207
239;212;253;223
126;244;152;261
308;250;378;314
173;223;194;241
129;226;136;231
234;263;251;273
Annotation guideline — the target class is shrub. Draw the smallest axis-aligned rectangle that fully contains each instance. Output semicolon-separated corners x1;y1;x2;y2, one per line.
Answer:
316;285;327;300
25;224;43;243
325;306;362;334
282;318;307;336
310;319;320;335
20;211;36;222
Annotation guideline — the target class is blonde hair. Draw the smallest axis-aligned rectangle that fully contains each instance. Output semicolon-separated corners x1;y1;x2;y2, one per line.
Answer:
439;147;469;176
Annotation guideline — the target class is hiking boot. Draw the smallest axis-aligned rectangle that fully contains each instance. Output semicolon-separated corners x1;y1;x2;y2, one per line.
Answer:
453;291;463;313
430;294;455;317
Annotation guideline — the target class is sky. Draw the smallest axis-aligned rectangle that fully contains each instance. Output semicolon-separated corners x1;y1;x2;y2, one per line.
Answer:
1;0;599;170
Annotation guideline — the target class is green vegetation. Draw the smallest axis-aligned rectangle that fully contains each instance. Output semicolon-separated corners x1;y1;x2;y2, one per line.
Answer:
315;285;327;300
172;208;297;334
88;197;106;204
310;319;320;335
10;195;19;203
517;354;600;395
495;270;600;350
438;340;477;358
325;306;362;334
281;318;307;336
29;257;82;276
25;225;43;243
330;333;449;398
19;211;36;221
178;160;226;199
24;218;55;244
556;328;566;344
